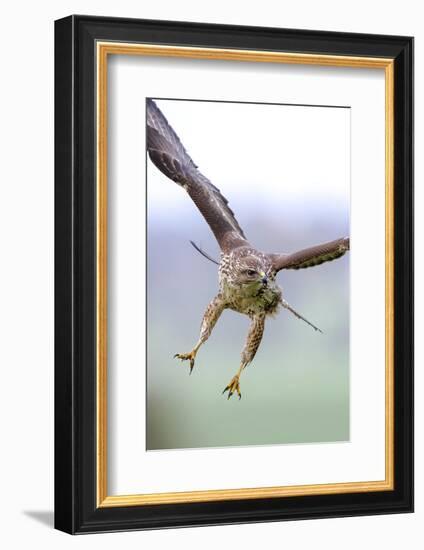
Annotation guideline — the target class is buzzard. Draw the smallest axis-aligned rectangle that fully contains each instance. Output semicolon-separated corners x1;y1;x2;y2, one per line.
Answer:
147;99;349;400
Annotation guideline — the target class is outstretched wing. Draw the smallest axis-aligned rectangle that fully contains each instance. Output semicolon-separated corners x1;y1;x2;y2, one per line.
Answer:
146;99;247;252
271;237;349;271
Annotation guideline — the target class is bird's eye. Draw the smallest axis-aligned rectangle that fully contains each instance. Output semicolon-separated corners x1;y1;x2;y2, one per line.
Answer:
245;269;256;277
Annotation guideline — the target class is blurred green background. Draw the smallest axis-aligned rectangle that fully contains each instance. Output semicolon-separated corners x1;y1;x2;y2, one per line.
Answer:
146;100;350;450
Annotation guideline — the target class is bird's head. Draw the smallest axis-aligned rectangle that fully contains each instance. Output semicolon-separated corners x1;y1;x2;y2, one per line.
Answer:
233;253;274;291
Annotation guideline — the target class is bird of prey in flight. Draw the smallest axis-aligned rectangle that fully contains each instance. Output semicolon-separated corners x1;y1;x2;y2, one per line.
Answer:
147;99;349;400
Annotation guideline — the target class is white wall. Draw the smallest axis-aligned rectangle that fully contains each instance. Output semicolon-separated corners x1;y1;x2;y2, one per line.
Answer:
0;1;420;547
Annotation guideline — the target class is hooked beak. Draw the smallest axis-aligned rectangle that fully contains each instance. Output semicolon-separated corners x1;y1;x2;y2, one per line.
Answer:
260;271;268;285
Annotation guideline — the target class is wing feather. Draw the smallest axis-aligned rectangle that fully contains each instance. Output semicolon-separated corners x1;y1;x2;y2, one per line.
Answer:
271;237;349;271
146;99;247;252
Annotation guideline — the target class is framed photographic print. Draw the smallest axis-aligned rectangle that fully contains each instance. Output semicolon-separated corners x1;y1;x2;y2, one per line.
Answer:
54;15;413;534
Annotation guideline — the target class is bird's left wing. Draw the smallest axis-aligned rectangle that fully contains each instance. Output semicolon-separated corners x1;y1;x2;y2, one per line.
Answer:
270;237;349;271
146;99;248;253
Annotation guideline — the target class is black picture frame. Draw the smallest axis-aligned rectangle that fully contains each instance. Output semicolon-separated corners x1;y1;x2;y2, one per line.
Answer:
55;14;413;534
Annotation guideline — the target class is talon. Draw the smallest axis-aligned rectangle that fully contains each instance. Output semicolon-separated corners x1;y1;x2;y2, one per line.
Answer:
222;375;241;400
174;350;197;374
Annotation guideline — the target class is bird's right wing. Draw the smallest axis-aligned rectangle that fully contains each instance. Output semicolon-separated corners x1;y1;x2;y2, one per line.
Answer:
147;99;247;253
271;237;349;272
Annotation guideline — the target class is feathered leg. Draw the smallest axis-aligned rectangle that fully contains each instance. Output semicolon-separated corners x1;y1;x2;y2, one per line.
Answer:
175;294;226;374
223;314;265;400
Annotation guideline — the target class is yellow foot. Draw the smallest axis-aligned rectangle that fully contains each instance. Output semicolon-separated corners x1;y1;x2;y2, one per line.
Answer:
222;375;241;400
174;350;197;374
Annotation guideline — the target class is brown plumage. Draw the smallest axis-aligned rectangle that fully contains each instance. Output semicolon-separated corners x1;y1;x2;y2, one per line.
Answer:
147;99;349;399
270;237;350;271
147;99;247;253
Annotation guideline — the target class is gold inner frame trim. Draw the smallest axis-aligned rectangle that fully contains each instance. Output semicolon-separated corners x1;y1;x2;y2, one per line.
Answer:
96;42;395;508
